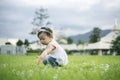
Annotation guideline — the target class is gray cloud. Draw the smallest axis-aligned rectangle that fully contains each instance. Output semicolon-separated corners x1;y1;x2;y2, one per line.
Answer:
0;0;120;41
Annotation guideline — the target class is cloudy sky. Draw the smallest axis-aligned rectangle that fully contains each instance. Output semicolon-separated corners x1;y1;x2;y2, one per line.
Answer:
0;0;120;41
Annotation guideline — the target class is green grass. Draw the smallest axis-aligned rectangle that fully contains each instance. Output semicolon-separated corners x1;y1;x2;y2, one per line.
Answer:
0;54;120;80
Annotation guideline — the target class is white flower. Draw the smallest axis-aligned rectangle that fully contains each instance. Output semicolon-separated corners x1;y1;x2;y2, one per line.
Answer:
53;74;58;80
100;64;110;71
28;69;33;78
12;69;16;74
16;71;21;76
21;71;25;75
104;64;110;71
3;63;8;68
29;69;33;73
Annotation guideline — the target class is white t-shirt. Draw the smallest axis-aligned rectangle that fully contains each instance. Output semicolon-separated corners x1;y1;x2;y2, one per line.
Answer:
47;39;68;65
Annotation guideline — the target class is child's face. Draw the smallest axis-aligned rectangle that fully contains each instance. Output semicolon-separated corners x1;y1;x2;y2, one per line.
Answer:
38;33;51;45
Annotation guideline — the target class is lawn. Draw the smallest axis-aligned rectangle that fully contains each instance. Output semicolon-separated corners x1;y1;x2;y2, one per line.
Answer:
0;54;120;80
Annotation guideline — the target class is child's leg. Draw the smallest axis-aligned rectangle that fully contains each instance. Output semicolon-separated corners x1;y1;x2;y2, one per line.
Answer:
48;57;59;67
42;55;49;65
42;58;48;65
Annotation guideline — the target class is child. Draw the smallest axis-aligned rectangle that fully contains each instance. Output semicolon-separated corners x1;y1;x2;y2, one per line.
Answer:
36;27;68;67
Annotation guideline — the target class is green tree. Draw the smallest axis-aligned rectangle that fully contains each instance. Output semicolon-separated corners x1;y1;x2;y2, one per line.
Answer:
16;40;23;46
89;27;101;43
5;42;11;45
31;7;51;34
24;39;29;47
111;32;120;55
77;40;84;45
67;37;73;44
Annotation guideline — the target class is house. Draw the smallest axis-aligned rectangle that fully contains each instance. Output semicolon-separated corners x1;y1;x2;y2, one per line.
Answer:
0;38;18;46
0;38;27;55
78;20;120;55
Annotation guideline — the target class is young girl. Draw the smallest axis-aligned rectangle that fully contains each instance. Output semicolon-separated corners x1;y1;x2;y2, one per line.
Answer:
36;27;68;67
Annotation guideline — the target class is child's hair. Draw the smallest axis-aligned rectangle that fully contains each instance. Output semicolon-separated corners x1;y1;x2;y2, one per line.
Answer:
37;27;53;38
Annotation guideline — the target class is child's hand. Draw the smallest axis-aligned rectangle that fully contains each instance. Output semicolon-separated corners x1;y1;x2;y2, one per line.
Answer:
36;56;41;65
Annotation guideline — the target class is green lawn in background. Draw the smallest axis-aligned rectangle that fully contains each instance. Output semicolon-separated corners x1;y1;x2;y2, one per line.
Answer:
0;53;120;80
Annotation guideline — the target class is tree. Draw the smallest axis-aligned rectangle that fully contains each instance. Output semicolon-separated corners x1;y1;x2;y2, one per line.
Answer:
31;7;51;34
5;42;11;45
16;40;23;46
111;32;120;55
24;39;29;47
67;37;73;44
89;27;101;43
77;40;84;45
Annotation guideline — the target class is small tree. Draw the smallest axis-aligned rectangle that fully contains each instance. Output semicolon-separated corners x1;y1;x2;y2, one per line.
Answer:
89;27;101;43
31;7;51;35
111;32;120;55
24;39;29;47
67;37;73;44
5;42;11;45
16;40;23;46
77;40;84;45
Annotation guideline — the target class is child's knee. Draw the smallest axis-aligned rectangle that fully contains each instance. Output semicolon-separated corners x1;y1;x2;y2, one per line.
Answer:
42;59;47;65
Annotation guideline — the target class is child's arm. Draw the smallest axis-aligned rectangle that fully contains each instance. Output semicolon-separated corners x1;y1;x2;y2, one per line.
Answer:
36;45;55;65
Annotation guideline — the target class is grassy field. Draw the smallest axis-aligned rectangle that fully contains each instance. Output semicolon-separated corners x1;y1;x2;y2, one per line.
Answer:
0;53;120;80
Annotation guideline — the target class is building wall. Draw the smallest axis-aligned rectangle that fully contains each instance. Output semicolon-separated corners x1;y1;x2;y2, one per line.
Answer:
0;45;26;55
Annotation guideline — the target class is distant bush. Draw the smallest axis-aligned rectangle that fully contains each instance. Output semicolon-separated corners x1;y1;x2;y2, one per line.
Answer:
5;42;11;45
27;49;43;54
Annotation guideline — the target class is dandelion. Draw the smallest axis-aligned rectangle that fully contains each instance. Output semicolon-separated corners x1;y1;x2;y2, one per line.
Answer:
12;69;16;74
29;69;33;73
18;64;22;67
80;67;83;71
28;69;33;78
16;71;21;76
53;74;58;80
21;71;25;75
41;66;48;74
100;64;110;72
28;73;33;78
89;68;93;71
3;63;8;68
83;62;87;65
104;64;110;71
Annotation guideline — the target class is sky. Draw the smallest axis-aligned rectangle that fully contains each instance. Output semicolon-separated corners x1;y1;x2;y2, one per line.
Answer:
0;0;120;42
